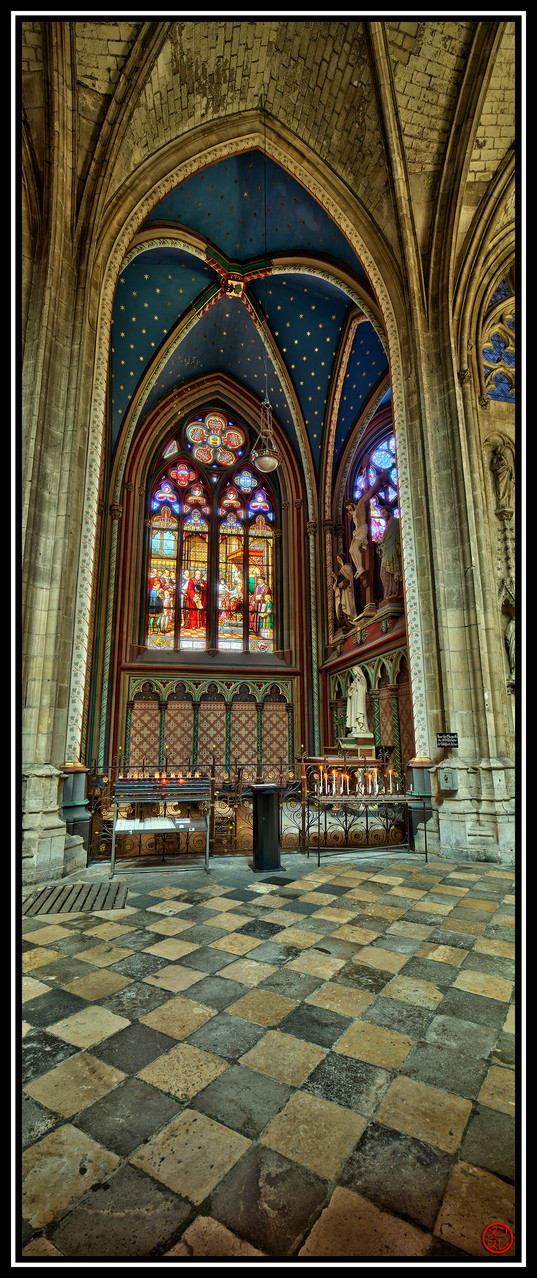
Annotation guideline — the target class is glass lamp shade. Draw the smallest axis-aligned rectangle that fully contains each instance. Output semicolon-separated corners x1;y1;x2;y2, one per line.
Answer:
253;450;280;472
251;395;281;471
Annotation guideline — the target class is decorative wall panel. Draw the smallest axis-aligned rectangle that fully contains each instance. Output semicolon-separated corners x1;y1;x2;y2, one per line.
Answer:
128;702;160;768
197;698;227;772
262;702;289;775
230;702;258;780
379;685;394;750
165;699;194;768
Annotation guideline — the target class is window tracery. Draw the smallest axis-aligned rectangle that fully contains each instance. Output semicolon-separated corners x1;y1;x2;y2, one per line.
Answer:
481;275;515;403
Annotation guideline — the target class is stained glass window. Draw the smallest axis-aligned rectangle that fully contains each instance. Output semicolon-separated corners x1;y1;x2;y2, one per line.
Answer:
354;432;398;542
145;411;277;653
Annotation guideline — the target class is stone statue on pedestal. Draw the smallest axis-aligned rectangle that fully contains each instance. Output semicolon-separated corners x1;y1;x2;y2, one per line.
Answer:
346;666;371;737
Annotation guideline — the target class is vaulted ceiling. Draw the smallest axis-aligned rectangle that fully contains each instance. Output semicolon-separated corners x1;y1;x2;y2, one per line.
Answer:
21;17;517;496
110;148;388;478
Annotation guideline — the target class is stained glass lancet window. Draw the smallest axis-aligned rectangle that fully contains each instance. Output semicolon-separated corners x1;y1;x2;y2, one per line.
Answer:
353;432;398;542
482;275;515;404
145;414;276;653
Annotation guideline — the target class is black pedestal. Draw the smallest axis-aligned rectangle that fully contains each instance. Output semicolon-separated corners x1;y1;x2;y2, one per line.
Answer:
251;785;281;871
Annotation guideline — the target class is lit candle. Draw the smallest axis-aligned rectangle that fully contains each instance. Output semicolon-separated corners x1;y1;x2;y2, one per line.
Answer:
332;770;336;795
346;774;349;795
389;770;393;794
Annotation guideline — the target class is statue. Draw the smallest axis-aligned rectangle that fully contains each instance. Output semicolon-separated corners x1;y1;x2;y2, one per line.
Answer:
332;556;355;629
346;666;371;737
378;501;403;600
490;442;514;511
346;468;391;579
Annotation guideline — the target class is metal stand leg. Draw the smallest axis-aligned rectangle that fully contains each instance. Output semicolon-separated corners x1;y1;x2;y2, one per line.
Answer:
109;803;117;879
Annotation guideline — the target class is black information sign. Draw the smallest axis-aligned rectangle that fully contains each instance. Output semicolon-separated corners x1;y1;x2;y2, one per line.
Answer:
437;733;458;748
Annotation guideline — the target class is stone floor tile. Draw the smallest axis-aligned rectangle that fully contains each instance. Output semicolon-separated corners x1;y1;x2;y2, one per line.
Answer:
138;1041;229;1100
21;976;52;1002
186;1009;267;1059
22;1028;80;1085
386;919;434;940
380;974;444;1009
337;1120;454;1230
48;1163;191;1257
21;987;89;1029
453;969;514;1002
22;947;62;973
109;951;170;980
23;923;74;946
90;1020;179;1073
305;981;374;1018
477;1063;516;1114
76;1075;184;1155
24;1050;125;1117
433;1161;515;1257
436;986;510;1028
285;950;346;980
166;1216;266;1257
352;945;410;974
301;1049;392;1114
238;1028;326;1086
142;963;206;993
424;1012;498;1059
47;1005;131;1048
22;1095;60;1149
131;1107;250;1203
217;956;279;986
417;942;469;965
332;961;394;996
376;1076;472;1153
298;1186;432;1257
142;936;200;960
61;968;133;1001
97;979;171;1021
359;995;434;1041
209;931;265;956
144;915;200;936
22;1123;120;1230
22;1236;63;1257
474;936;515;959
225;987;298;1026
400;1041;488;1099
208;1142;329;1256
461;1104;516;1181
139;993;216;1039
193;1062;293;1138
180;973;249;1009
260;1089;366;1179
277;1001;352;1049
177;945;242;972
334;1019;414;1069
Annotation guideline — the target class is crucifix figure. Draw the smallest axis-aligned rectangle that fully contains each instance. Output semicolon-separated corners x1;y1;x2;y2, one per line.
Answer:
345;468;391;579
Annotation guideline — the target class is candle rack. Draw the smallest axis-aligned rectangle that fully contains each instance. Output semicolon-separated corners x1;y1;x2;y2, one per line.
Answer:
109;772;211;878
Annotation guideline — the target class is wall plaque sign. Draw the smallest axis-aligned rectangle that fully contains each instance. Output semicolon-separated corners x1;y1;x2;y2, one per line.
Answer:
437;733;458;748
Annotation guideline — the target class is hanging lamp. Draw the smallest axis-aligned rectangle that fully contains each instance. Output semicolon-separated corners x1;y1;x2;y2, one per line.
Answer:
251;92;282;475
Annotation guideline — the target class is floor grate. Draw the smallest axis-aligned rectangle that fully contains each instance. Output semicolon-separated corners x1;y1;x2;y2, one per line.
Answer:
22;880;128;916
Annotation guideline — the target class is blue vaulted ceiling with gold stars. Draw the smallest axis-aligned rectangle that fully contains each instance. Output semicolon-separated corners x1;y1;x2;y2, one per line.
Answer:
110;149;389;483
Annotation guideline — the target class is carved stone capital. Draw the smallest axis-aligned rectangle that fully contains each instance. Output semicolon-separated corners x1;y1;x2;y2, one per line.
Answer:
109;504;123;520
458;368;472;386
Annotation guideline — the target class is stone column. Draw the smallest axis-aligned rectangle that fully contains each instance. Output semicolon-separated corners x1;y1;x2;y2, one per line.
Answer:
21;23;90;882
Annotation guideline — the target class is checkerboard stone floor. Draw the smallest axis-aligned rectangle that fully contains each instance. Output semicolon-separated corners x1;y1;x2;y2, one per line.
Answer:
20;851;516;1260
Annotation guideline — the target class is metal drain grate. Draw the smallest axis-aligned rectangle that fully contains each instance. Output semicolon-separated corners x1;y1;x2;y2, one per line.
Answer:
22;880;128;916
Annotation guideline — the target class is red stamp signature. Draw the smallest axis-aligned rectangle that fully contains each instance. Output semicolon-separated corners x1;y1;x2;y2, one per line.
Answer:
482;1222;514;1253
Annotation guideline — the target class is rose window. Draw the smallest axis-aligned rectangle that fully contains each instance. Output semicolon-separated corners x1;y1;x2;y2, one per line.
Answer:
185;412;246;467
